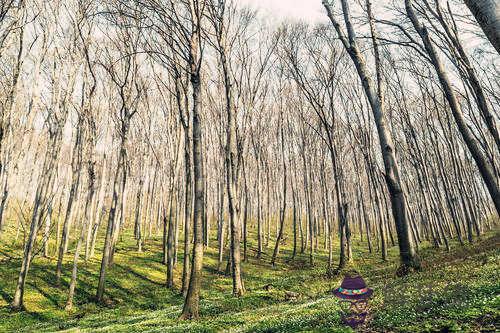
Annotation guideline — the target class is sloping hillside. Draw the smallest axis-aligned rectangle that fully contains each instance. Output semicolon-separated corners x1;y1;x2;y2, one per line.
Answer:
0;231;498;332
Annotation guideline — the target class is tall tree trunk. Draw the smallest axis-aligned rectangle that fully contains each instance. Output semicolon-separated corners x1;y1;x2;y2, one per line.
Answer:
271;119;287;267
96;129;128;303
66;153;96;310
433;2;500;152
323;0;420;273
0;11;24;232
180;13;205;315
166;196;175;288
86;156;107;260
405;0;500;216
12;131;63;309
463;0;500;54
256;164;262;259
337;203;349;270
291;185;297;260
134;175;145;252
180;78;204;318
56;123;83;284
181;128;192;297
217;179;225;271
213;15;246;295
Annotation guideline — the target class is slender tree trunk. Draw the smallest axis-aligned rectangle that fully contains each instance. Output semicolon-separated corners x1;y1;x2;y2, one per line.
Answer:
180;18;205;315
166;196;175;288
135;177;144;252
324;0;420;273
291;186;297;260
214;23;245;295
87;156;107;260
12;132;63;309
271;120;287;267
217;180;225;271
66;168;95;310
0;17;24;232
406;0;500;216
337;203;349;270
96;128;128;303
56;124;83;284
463;0;500;54
181;128;192;296
256;165;262;259
43;203;53;258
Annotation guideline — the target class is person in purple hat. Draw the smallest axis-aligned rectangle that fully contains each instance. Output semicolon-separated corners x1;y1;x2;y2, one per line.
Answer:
333;271;373;328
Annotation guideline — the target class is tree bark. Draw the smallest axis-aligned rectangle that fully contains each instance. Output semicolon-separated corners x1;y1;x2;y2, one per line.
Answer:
463;0;500;54
180;3;205;315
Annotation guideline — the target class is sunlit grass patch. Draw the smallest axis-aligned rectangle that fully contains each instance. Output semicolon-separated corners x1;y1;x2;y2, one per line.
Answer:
0;226;498;332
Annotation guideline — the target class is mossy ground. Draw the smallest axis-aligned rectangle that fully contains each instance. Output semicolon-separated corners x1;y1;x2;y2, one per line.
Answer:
0;221;498;332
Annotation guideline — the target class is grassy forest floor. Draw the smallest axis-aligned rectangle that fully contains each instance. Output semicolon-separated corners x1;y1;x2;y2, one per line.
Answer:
0;224;498;332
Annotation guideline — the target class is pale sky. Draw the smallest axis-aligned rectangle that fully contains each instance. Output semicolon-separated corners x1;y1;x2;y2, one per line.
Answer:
239;0;326;22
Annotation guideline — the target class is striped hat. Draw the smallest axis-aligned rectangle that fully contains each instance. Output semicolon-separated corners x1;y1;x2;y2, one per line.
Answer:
333;275;373;300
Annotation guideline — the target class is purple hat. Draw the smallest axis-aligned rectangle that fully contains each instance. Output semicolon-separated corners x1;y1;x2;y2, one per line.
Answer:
333;275;373;300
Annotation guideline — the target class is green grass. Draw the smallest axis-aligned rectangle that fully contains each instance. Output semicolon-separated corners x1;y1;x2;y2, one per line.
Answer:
0;222;498;332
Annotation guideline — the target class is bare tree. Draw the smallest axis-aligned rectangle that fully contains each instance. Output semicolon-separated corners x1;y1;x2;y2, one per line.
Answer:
323;0;421;273
96;1;144;302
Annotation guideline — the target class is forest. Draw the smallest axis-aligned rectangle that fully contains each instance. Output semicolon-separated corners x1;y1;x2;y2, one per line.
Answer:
0;0;499;331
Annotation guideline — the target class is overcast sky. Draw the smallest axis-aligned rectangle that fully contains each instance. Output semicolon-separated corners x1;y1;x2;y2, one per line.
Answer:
238;0;326;22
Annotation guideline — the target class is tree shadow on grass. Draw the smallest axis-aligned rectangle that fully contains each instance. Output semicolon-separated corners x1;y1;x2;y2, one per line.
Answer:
204;265;228;276
0;285;13;304
0;248;18;261
113;263;165;286
27;282;61;308
33;267;69;287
